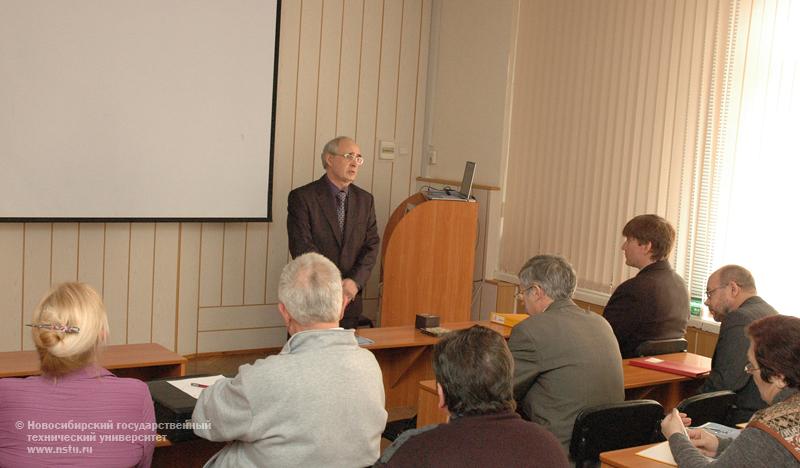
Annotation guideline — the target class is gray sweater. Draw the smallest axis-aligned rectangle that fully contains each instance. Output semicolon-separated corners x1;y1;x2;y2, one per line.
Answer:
668;388;800;467
192;328;387;468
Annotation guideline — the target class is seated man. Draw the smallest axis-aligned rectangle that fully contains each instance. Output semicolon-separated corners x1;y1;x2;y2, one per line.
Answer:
603;214;690;358
192;252;387;468
375;325;568;467
701;265;778;423
509;254;624;455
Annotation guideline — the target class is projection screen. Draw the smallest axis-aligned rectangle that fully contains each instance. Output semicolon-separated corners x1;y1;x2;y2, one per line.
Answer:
0;0;279;221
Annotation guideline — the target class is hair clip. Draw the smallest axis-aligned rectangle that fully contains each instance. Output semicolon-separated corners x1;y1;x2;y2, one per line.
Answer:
26;323;80;334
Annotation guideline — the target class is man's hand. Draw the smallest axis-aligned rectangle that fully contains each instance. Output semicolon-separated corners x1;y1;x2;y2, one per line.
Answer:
342;279;359;303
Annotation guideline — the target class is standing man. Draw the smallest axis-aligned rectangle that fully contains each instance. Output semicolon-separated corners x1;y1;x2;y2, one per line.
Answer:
287;136;380;329
376;325;568;467
603;214;690;358
192;253;387;467
701;265;778;423
509;254;624;455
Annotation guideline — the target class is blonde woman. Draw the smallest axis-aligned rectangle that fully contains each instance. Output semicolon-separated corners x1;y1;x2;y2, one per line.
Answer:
0;283;156;467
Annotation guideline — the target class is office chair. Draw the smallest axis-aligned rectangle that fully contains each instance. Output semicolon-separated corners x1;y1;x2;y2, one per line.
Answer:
569;400;664;468
676;390;737;426
635;338;688;356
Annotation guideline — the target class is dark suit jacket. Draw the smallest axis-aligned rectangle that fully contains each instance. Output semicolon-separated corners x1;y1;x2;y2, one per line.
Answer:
603;260;690;358
287;175;380;322
701;296;778;422
509;298;625;454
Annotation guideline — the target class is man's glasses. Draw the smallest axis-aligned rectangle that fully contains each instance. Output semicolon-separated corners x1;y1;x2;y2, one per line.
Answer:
744;362;760;374
332;152;365;166
704;284;727;299
515;284;538;301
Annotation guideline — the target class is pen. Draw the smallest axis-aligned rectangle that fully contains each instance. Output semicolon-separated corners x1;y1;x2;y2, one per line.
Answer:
190;382;208;388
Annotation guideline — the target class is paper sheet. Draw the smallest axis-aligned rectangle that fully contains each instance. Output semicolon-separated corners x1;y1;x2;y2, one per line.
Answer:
636;441;677;466
356;335;375;346
167;375;226;399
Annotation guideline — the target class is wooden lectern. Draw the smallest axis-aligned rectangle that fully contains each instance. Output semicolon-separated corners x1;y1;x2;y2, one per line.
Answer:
380;193;479;326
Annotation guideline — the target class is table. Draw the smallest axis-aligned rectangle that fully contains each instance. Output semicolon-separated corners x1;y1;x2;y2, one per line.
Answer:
357;321;511;410
600;443;674;467
416;352;711;427
0;343;187;380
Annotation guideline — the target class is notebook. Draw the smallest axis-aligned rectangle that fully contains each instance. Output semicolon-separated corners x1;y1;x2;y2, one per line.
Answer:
424;161;476;201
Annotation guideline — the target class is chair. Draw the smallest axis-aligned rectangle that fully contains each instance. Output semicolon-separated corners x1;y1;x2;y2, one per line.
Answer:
634;338;688;356
569;400;664;468
676;390;737;426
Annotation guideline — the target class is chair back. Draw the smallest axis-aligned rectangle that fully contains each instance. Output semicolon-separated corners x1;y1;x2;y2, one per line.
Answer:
635;338;688;356
676;390;737;426
570;400;664;468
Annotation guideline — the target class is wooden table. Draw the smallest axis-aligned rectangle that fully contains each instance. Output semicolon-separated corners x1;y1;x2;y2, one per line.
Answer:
416;352;711;428
0;343;187;380
600;443;674;467
357;321;511;410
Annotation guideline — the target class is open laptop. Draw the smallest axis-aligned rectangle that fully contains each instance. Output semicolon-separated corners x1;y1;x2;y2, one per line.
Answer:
424;161;476;201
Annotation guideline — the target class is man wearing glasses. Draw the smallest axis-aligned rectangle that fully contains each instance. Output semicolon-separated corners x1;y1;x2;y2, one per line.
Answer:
508;254;624;456
287;136;380;329
700;265;778;423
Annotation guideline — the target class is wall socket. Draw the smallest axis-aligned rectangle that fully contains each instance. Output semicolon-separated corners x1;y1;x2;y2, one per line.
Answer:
379;140;396;160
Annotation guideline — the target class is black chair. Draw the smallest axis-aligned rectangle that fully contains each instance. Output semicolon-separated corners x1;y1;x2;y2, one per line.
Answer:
634;338;688;356
570;400;664;468
676;390;737;426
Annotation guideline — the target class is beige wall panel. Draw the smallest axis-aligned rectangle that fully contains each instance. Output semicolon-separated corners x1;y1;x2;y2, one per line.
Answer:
51;223;78;284
388;0;423;212
0;224;24;351
22;223;52;350
336;0;366;136
198;304;282;331
292;0;323;187
408;0;431;196
151;223;179;350
353;0;383;195
127;223;155;344
197;327;287;354
313;0;343;155
176;223;201;355
244;222;269;305
221;223;246;306
103;223;131;345
365;0;402;298
199;223;224;307
266;0;301;304
77;223;105;291
476;280;497;321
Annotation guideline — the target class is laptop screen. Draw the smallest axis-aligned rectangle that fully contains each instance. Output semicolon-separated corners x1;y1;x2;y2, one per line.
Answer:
459;161;476;199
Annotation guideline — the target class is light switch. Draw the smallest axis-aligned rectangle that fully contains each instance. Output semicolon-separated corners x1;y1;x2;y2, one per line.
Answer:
379;140;396;160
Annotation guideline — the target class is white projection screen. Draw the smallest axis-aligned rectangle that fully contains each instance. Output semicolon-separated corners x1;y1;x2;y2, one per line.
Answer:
0;0;279;221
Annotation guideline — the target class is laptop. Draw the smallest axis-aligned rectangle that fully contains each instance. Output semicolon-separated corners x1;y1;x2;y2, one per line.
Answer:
424;161;476;201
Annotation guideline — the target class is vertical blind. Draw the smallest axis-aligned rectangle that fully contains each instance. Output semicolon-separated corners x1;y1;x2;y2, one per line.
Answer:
501;0;739;298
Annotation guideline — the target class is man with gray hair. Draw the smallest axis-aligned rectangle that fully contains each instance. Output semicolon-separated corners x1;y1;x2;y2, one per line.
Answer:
192;252;387;467
287;136;380;329
700;264;778;423
509;254;624;455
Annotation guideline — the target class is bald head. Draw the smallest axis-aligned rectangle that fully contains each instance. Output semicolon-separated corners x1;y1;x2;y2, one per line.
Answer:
704;265;758;322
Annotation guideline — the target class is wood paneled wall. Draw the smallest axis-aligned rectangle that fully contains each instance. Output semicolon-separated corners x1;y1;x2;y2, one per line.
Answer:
0;0;432;355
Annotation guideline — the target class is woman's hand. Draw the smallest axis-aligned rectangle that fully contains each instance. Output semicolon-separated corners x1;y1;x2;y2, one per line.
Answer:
660;408;691;438
686;428;720;457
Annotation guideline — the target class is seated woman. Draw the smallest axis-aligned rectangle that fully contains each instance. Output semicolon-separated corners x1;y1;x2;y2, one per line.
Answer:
0;282;156;467
661;314;800;467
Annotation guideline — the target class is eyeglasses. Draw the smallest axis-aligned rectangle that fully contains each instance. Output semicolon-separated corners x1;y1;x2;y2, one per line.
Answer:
515;284;538;301
704;284;727;299
744;362;760;374
332;152;365;166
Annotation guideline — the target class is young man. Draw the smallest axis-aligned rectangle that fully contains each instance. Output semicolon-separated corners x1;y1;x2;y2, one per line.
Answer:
603;214;690;358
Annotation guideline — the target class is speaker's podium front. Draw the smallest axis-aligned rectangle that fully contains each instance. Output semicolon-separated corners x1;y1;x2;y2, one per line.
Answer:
380;192;478;327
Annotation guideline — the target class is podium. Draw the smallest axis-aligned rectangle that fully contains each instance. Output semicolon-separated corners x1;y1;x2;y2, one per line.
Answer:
380;193;479;326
